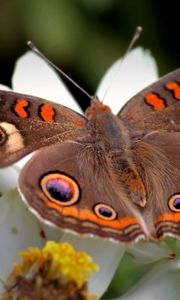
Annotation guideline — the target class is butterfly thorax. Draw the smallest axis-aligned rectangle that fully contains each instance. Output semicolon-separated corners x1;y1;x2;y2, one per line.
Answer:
82;98;147;209
84;96;129;149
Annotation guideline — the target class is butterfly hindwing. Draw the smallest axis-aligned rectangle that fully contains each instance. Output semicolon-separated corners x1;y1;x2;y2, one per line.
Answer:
0;90;86;167
133;131;180;239
19;141;146;243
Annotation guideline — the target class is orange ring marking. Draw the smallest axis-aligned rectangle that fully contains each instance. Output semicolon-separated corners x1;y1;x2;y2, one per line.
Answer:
46;201;138;229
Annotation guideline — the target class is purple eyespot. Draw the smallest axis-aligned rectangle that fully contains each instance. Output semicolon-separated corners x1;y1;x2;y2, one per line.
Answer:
168;193;180;212
173;197;180;210
41;173;80;206
94;203;117;220
98;207;113;218
46;179;72;202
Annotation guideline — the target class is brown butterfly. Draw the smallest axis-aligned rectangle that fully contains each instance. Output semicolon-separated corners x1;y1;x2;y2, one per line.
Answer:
0;68;180;243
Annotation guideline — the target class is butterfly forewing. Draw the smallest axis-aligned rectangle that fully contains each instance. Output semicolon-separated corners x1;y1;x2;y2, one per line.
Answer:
118;69;180;133
0;90;86;167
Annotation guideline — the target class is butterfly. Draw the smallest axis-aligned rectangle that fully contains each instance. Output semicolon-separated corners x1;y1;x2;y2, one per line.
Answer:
0;68;180;244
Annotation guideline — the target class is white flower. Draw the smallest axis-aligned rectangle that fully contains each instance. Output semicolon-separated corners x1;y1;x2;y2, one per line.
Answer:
115;260;180;300
0;47;179;299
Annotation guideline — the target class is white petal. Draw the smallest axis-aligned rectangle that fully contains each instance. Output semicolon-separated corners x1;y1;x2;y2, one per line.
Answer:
96;47;158;114
13;153;34;171
0;187;124;297
0;189;47;286
115;260;180;300
0;84;11;91
40;223;64;242
12;51;82;113
127;241;174;264
0;188;123;297
60;233;125;298
0;167;19;195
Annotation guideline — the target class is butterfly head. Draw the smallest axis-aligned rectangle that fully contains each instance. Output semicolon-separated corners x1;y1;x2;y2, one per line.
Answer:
85;96;112;120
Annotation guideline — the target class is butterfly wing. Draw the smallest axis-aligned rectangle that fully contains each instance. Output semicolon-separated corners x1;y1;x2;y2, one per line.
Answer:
19;141;146;243
118;69;180;240
118;69;180;132
0;90;86;167
133;132;180;240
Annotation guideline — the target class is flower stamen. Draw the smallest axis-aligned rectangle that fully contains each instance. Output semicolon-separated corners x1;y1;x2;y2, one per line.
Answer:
1;241;99;300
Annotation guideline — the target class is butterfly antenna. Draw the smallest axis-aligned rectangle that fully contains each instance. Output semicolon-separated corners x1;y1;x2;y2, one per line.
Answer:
101;26;142;102
27;41;92;100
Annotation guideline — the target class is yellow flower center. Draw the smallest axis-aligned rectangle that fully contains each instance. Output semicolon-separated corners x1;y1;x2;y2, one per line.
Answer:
1;241;99;300
12;241;99;288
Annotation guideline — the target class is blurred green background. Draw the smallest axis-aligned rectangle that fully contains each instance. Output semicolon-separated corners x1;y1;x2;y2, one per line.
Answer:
0;1;179;298
0;0;179;110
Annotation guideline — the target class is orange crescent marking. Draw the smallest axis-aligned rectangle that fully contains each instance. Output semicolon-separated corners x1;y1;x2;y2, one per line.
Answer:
156;212;180;223
14;99;29;118
165;81;180;100
145;93;166;110
40;104;55;123
46;201;138;230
